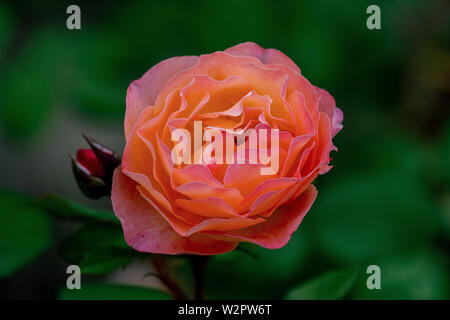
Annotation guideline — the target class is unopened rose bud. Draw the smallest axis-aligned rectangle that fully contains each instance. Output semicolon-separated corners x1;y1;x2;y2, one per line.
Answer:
71;136;121;199
82;135;121;186
70;153;107;199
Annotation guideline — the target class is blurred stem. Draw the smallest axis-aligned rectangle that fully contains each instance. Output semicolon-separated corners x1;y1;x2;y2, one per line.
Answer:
190;256;210;300
152;256;187;300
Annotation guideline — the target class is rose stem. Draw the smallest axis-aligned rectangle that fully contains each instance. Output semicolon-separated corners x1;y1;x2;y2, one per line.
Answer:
190;256;210;300
152;256;187;300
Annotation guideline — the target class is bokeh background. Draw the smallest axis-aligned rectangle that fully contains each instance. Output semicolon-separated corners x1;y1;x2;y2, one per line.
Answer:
0;0;449;299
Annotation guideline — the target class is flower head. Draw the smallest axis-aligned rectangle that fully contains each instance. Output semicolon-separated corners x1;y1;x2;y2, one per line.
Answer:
112;42;343;255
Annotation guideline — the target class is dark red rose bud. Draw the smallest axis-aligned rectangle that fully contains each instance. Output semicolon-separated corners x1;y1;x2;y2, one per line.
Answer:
71;136;121;199
76;149;104;177
70;155;108;199
82;135;121;172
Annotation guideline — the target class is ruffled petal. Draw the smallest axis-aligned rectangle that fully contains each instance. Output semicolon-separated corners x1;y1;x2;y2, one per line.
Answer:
186;216;265;236
222;185;317;249
111;168;238;255
225;41;301;74
314;86;343;137
176;181;243;211
125;56;199;139
175;197;238;218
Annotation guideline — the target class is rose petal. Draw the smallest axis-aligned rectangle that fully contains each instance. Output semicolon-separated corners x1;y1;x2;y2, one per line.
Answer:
186;216;265;236
332;107;344;138
172;164;223;188
222;185;317;249
281;134;314;177
224;163;277;197
225;42;301;74
176;181;243;211
314;86;343;138
175;197;238;218
112;168;238;255
239;177;298;213
125;56;199;139
287;91;315;136
302;113;333;175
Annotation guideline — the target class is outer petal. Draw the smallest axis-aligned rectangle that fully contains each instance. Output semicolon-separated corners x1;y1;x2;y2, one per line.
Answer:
111;168;238;255
222;185;317;249
332;107;344;138
225;41;301;74
315;86;343;137
125;56;199;139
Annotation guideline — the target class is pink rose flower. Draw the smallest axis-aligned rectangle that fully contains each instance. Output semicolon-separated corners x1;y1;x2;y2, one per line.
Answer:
112;42;343;255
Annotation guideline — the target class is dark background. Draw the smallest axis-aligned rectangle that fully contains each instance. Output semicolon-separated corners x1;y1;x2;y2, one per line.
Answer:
0;0;449;299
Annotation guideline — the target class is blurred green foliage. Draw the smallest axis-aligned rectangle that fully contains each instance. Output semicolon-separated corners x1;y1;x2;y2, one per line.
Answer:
0;2;15;55
312;166;438;264
286;266;360;300
350;247;449;299
59;222;140;275
205;227;312;299
38;194;118;223
0;0;448;299
0;190;52;277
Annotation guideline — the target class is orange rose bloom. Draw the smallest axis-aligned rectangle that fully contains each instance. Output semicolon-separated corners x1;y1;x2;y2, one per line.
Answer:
112;42;343;254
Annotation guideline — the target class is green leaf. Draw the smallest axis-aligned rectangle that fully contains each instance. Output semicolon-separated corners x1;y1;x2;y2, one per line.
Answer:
0;190;52;277
285;266;360;300
37;194;118;223
60;222;140;275
59;282;172;300
350;247;449;300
